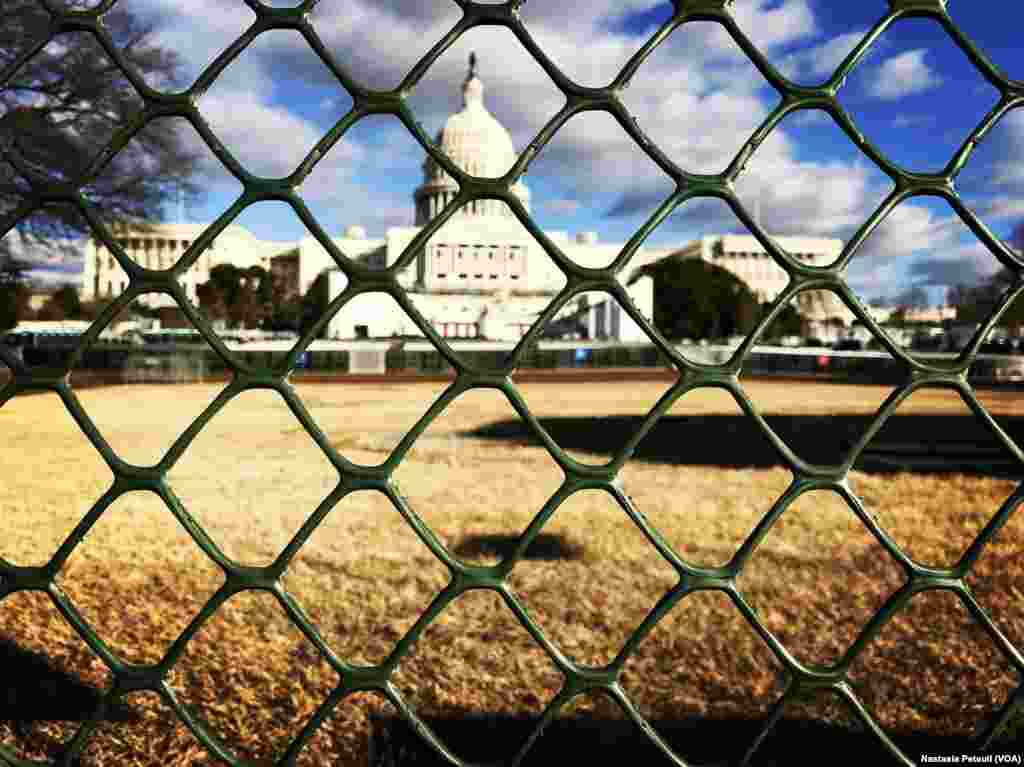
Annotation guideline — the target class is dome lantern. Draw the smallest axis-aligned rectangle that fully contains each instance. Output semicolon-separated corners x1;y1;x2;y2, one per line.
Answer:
463;52;484;109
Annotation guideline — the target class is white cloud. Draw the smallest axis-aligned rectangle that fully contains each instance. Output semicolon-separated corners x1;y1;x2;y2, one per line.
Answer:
846;202;1004;294
865;50;943;101
976;198;1024;223
908;240;1003;288
807;30;865;77
199;90;328;178
729;0;818;52
40;0;1020;298
891;115;936;128
1;230;84;266
546;199;582;215
780;30;865;81
979;110;1024;188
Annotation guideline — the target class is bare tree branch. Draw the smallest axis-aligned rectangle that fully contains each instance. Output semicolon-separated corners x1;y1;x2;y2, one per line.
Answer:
1;0;204;254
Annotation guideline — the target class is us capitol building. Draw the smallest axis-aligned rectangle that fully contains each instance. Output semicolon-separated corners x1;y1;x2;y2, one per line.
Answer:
81;56;851;341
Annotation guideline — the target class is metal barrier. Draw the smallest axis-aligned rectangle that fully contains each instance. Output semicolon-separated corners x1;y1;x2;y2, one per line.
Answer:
2;1;1024;765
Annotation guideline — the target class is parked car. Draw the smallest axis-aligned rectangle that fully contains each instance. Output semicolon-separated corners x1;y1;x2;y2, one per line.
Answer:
803;337;825;348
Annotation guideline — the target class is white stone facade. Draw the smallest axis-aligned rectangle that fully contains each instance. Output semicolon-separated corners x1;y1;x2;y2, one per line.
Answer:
315;54;656;343
639;234;854;325
80;222;293;309
76;55;848;344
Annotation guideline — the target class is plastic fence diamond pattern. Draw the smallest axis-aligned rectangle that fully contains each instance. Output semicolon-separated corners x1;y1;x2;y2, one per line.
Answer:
2;1;1024;766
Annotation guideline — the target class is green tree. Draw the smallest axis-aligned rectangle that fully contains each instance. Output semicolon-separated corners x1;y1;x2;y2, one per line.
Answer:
197;265;277;330
761;301;803;340
264;300;304;333
0;257;31;331
33;285;83;321
948;227;1024;326
637;259;761;340
48;285;82;320
299;272;332;339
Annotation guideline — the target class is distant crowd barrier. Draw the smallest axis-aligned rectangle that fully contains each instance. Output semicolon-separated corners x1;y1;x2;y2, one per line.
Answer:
5;338;1023;385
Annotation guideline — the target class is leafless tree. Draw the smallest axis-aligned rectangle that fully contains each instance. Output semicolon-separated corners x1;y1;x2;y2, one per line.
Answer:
1;0;204;253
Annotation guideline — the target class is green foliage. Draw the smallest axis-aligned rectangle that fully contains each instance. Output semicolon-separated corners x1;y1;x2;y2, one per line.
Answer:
31;286;83;322
0;258;31;331
197;265;276;330
264;301;304;333
0;284;26;331
947;229;1024;327
949;266;1024;328
643;258;761;340
761;301;803;340
300;272;332;338
37;285;83;321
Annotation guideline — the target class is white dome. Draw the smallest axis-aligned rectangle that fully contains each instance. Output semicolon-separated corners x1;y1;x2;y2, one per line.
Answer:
428;76;516;179
415;54;529;224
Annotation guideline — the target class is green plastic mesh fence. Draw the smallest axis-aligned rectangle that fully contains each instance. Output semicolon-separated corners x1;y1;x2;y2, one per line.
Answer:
2;1;1024;765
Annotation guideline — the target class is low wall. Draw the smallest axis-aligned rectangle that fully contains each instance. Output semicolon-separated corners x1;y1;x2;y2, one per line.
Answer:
4;340;1023;386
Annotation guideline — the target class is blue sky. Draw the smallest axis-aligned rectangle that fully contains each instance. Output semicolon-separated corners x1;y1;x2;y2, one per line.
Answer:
10;0;1024;307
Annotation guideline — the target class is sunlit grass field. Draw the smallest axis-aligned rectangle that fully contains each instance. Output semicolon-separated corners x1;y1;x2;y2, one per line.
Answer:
1;377;1022;765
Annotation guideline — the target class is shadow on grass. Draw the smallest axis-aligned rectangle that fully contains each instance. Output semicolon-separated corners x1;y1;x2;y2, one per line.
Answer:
452;533;584;562
467;415;1024;477
0;637;136;725
370;713;997;766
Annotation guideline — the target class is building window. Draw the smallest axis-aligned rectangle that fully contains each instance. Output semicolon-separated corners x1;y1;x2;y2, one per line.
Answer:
108;257;115;270
107;280;112;296
437;274;447;279
458;273;467;279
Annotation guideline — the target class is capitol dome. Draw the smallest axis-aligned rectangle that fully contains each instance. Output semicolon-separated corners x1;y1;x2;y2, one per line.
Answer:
414;53;530;225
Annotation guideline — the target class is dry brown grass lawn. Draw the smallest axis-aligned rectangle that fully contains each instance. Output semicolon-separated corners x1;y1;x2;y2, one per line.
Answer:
1;378;1022;765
